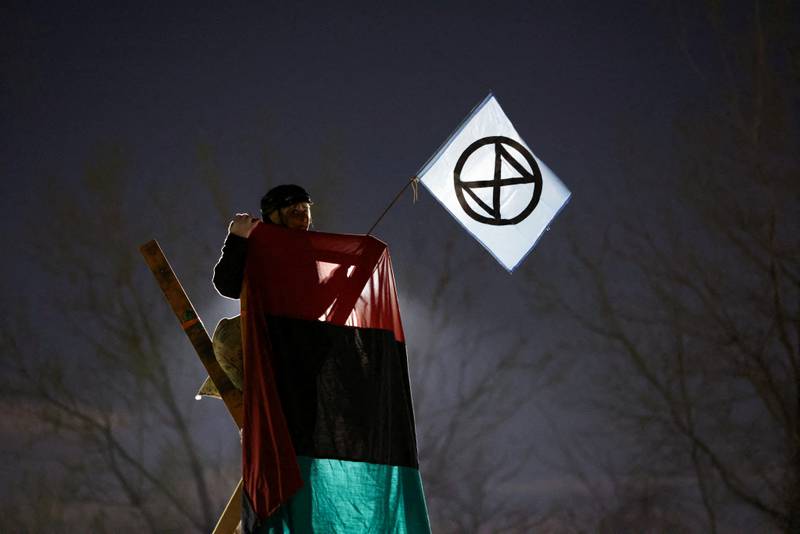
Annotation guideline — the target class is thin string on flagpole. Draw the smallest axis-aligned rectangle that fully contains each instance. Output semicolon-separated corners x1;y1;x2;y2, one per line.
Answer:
366;176;420;236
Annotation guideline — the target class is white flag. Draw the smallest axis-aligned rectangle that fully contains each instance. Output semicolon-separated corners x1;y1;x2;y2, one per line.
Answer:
418;93;571;271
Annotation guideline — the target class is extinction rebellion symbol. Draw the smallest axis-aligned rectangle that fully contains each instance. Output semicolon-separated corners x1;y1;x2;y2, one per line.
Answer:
453;136;542;226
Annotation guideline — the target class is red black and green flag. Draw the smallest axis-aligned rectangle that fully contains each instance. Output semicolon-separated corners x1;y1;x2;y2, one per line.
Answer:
240;223;431;533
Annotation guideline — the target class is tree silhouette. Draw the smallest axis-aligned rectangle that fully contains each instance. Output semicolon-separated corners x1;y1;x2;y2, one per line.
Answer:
526;2;799;531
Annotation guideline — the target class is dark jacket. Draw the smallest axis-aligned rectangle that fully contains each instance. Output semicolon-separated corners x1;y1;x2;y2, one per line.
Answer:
213;233;248;299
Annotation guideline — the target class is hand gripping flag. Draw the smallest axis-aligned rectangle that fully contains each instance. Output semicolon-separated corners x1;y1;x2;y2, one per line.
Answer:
418;93;571;271
240;223;430;533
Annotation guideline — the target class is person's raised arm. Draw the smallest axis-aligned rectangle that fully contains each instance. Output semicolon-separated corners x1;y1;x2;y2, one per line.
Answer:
212;214;259;299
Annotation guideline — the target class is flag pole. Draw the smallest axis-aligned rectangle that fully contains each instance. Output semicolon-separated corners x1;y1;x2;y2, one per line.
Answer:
366;176;419;236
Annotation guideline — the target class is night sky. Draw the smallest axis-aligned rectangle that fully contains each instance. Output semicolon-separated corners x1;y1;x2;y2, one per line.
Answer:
2;1;693;325
3;1;688;236
2;1;796;532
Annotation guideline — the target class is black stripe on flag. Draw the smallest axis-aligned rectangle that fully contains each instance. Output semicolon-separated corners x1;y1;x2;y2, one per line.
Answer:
266;316;420;468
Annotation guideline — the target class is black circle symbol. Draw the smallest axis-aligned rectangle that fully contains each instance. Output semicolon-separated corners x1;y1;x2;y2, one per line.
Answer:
453;136;542;226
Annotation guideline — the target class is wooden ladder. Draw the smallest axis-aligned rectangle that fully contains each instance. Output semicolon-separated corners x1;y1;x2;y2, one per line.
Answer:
140;239;243;534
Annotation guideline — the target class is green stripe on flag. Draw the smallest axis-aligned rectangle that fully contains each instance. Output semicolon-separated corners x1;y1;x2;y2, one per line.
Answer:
255;456;431;534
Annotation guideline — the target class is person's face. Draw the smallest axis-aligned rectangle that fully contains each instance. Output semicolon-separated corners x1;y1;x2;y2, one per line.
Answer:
270;201;311;230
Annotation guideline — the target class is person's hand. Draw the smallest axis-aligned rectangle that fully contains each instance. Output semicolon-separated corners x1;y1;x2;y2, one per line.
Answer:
229;213;259;238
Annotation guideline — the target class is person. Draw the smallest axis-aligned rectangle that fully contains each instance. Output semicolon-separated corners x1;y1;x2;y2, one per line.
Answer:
210;183;313;438
213;184;313;299
214;184;431;533
211;184;313;533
